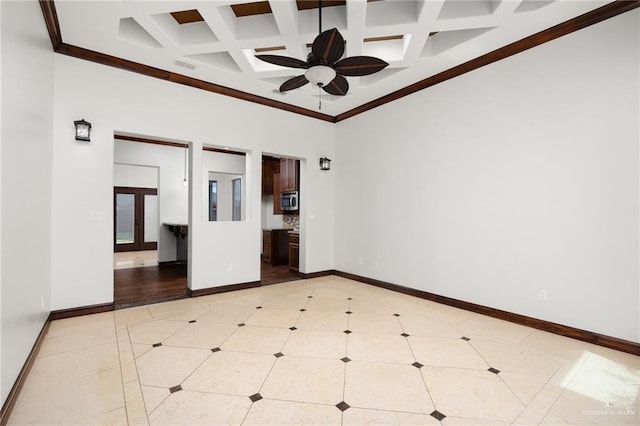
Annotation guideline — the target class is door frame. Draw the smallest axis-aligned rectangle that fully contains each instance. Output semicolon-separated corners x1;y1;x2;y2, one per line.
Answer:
114;186;158;252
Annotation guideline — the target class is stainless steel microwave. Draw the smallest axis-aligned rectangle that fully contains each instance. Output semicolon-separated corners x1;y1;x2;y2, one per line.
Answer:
281;191;298;212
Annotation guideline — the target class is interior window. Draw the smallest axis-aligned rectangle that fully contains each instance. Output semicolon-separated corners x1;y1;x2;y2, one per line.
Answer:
209;180;217;221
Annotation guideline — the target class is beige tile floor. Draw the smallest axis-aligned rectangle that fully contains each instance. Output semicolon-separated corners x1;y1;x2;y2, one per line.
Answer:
114;251;158;270
8;276;640;425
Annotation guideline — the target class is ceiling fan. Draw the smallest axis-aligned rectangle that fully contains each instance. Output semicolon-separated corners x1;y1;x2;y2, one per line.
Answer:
255;0;389;103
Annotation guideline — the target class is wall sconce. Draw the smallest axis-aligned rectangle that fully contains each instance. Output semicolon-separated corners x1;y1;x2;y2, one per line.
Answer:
319;157;331;171
74;119;91;142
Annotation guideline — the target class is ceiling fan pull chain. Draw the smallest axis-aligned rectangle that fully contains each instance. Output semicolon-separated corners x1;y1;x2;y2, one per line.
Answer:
318;85;322;110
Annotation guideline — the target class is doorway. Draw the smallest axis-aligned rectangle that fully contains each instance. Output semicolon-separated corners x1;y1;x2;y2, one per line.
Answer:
114;186;158;252
260;155;302;285
113;136;189;308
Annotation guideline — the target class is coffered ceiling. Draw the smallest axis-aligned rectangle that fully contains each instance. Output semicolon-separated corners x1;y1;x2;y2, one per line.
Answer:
44;1;638;121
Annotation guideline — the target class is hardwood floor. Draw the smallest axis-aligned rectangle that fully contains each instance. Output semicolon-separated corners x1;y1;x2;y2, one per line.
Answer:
261;261;300;285
113;261;300;308
114;263;187;308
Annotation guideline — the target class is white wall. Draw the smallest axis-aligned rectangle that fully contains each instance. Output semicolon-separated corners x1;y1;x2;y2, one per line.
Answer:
261;196;284;230
335;10;640;342
113;163;158;189
51;54;335;308
113;140;188;262
0;0;3;403
1;0;54;404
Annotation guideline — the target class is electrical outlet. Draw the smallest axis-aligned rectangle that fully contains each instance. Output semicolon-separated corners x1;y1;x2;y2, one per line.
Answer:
358;257;363;265
227;264;233;272
539;289;548;301
40;296;44;309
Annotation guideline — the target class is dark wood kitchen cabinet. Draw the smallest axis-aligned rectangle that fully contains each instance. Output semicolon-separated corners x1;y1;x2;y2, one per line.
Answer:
263;229;289;266
262;157;280;195
280;158;299;192
289;232;299;272
263;157;298;215
273;172;283;215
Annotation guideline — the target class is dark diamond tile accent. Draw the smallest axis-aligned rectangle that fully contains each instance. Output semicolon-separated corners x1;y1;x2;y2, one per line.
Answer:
299;308;306;312
307;295;313;298
256;306;263;309
289;327;297;331
341;357;351;363
345;311;352;315
412;362;423;369
211;347;221;353
488;367;500;374
343;330;352;334
238;323;246;327
401;333;410;337
393;313;400;317
274;352;284;358
152;342;162;348
430;410;446;421
249;393;262;402
461;336;471;341
188;320;197;323
169;385;182;393
347;297;353;300
336;401;350;412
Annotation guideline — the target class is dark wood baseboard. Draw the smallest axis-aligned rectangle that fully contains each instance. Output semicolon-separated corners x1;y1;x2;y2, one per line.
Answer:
187;281;261;297
48;302;114;321
299;270;336;279
335;271;640;356
0;319;50;426
158;260;186;268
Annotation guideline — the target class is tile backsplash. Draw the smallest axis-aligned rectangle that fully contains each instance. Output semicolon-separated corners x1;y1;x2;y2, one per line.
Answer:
284;214;299;230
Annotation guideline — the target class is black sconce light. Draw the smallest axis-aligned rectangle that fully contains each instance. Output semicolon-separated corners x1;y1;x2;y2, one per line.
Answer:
319;157;331;171
74;119;91;142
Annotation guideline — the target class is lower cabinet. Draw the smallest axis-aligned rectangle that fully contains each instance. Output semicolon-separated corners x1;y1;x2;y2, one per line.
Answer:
289;232;299;272
263;229;289;266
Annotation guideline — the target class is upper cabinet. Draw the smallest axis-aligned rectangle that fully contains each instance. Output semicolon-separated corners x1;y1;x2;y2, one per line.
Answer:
262;157;280;195
273;171;282;215
280;158;299;192
262;156;299;215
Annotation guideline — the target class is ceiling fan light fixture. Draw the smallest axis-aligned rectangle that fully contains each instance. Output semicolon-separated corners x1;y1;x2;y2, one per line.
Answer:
305;65;336;87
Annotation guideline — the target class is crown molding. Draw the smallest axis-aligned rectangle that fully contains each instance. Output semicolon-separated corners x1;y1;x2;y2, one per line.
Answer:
335;0;640;122
39;0;639;123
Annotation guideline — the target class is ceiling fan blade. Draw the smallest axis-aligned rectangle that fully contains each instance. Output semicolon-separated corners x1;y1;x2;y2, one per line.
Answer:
334;56;389;76
322;74;349;96
255;54;309;69
279;75;310;92
311;28;345;65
